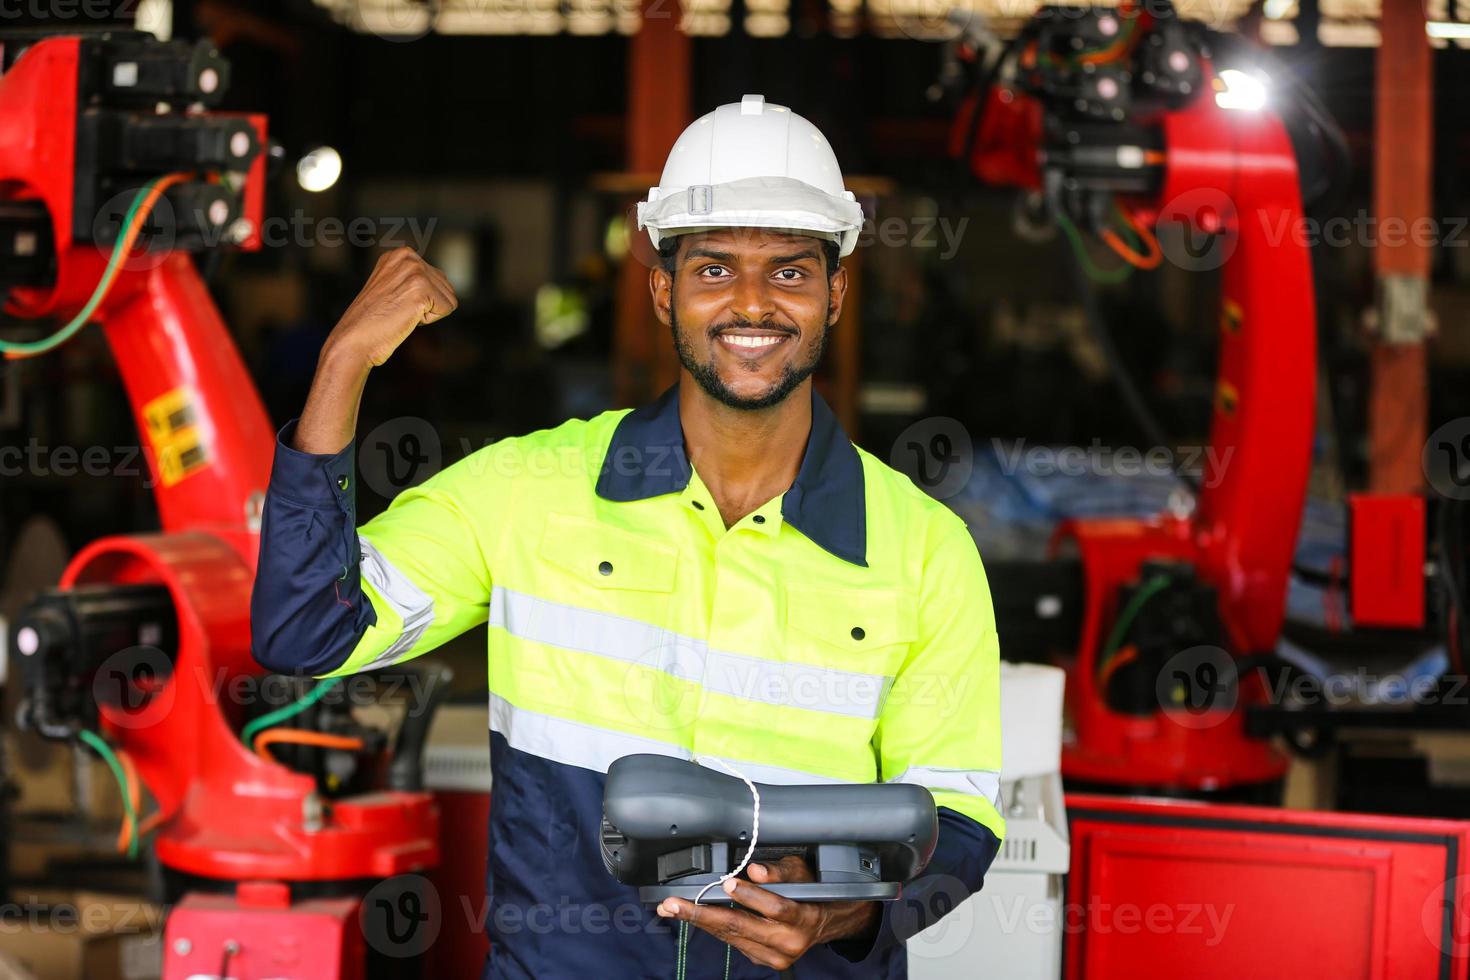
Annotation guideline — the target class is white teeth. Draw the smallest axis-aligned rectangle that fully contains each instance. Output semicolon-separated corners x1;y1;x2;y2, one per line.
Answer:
723;334;784;349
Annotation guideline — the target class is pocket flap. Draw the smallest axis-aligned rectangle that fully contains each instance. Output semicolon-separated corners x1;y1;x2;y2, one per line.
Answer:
786;584;917;652
539;513;677;593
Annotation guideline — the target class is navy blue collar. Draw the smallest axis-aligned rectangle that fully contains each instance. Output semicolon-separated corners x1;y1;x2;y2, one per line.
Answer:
596;385;868;567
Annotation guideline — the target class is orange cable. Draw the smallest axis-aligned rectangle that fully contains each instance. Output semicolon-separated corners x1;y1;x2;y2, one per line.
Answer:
137;810;169;838
114;749;142;854
1098;643;1141;691
6;172;192;361
254;728;366;762
1101;205;1163;270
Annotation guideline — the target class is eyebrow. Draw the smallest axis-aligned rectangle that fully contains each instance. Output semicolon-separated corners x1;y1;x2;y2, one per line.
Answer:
682;247;821;266
769;250;821;265
683;247;737;264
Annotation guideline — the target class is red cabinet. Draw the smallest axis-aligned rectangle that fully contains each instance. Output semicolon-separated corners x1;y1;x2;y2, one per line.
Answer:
1065;794;1470;979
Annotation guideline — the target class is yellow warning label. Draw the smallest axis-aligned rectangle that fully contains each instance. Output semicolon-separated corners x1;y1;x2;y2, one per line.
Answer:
142;386;209;488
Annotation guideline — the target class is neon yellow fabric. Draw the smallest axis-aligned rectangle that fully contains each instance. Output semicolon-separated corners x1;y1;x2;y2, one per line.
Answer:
323;409;1005;841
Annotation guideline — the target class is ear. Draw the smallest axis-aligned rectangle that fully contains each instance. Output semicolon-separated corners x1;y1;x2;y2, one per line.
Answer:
650;265;673;328
825;264;849;327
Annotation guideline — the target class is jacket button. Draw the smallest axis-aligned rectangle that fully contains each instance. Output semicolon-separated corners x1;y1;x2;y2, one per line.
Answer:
752;514;766;524
599;561;614;576
336;474;350;491
851;626;865;641
691;500;705;511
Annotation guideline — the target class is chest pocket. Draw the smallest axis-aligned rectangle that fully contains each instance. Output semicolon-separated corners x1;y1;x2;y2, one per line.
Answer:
539;513;678;593
785;583;918;681
526;513;682;727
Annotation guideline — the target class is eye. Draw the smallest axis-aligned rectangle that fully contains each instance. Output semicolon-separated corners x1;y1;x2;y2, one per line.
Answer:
774;268;805;281
698;264;731;279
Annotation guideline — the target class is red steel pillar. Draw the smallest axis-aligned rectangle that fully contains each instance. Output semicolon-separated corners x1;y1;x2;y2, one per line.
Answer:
1367;0;1434;494
614;0;691;405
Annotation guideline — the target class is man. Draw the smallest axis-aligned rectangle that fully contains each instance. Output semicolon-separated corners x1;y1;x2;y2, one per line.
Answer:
252;94;1003;979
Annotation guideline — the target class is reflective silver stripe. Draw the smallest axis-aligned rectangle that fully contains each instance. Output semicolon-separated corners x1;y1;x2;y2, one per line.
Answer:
887;766;1003;809
357;535;435;670
488;693;847;785
489;586;889;719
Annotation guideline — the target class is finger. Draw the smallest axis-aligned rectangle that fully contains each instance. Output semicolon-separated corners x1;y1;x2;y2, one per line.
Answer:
723;876;805;923
659;898;775;942
418;280;458;324
658;899;795;968
375;246;412;273
424;263;458;305
749;857;815;885
428;269;459;311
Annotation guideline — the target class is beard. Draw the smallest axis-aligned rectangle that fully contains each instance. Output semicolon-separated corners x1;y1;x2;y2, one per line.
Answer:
671;302;831;411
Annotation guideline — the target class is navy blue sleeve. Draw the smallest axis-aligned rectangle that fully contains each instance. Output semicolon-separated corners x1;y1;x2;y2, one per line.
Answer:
249;420;376;676
827;806;1002;964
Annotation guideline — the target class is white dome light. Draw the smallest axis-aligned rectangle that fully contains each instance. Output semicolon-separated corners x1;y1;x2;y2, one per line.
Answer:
296;146;343;193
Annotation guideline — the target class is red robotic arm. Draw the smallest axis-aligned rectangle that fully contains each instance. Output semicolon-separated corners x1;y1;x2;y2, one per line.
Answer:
0;32;438;976
951;6;1314;791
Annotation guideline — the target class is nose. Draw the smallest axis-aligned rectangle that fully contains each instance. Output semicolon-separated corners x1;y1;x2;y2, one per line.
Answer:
731;272;777;323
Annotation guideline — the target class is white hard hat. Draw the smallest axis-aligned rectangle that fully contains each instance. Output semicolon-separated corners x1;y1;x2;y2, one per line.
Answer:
637;94;864;258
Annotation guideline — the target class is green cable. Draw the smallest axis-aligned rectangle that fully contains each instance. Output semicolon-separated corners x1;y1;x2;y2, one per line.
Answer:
1045;13;1137;68
240;677;345;747
1112;201;1143;250
0;178;160;357
77;729;138;860
673;917;732;977
1096;574;1173;677
1054;209;1132;285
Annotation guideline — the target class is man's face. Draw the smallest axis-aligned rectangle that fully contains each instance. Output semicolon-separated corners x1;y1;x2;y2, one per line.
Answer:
651;229;847;411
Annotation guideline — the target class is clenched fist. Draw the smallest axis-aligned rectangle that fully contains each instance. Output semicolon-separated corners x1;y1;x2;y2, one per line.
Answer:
291;247;459;456
323;246;459;369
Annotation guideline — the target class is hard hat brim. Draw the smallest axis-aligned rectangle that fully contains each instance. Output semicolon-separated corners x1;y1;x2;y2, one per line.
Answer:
638;176;864;258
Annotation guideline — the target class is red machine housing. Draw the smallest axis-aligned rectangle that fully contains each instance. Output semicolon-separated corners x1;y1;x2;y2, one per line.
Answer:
0;34;437;888
163;883;365;980
1349;493;1427;630
1066;792;1470;979
955;44;1314;790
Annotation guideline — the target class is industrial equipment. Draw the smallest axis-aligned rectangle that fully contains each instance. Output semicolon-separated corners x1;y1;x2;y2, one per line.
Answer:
909;662;1069;980
946;0;1338;795
0;30;441;979
601;753;938;904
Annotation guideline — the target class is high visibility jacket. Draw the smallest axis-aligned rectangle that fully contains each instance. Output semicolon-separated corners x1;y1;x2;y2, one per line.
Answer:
252;385;1003;979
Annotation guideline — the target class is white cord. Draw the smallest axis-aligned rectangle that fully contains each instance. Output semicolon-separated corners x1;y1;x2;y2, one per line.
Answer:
691;756;760;905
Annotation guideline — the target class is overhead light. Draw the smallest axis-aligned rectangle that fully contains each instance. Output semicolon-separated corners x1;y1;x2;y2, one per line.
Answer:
1262;0;1292;20
296;146;342;193
1214;68;1269;111
1427;20;1470;39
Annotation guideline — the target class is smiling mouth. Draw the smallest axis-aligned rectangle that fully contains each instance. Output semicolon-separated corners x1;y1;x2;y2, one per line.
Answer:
715;329;793;353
